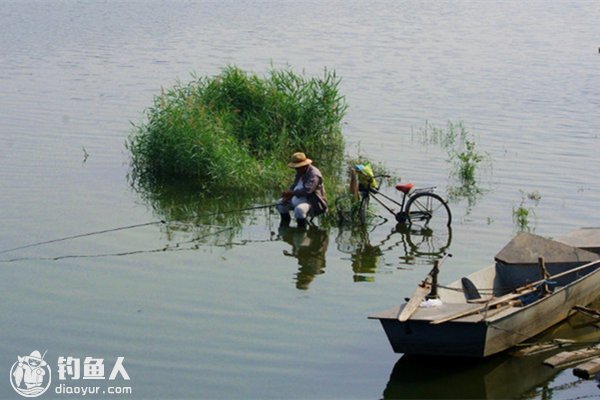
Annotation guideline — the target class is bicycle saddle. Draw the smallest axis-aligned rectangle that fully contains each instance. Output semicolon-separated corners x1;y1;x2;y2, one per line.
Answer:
395;183;414;194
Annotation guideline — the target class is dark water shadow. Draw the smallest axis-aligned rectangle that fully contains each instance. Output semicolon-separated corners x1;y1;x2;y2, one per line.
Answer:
336;223;453;278
131;177;280;226
382;301;600;399
383;352;556;399
130;177;282;245
278;225;329;290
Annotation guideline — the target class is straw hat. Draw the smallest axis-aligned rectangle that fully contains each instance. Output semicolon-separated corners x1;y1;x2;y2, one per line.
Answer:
287;152;312;168
24;350;47;367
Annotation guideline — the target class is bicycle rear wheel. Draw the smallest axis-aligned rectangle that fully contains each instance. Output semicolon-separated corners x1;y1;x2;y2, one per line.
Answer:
405;192;452;230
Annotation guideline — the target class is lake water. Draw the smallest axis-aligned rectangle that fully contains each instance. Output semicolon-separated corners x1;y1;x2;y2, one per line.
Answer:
1;1;600;398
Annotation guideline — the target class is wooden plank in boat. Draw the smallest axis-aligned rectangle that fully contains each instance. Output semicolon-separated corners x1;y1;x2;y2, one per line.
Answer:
369;306;401;320
369;303;483;322
431;288;537;325
556;227;600;254
495;232;600;265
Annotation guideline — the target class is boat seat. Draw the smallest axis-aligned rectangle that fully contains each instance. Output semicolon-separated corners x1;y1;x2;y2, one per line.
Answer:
395;183;414;194
461;277;482;301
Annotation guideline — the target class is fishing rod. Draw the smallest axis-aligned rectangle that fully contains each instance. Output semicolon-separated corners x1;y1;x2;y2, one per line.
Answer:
0;220;166;255
0;203;276;256
0;227;235;263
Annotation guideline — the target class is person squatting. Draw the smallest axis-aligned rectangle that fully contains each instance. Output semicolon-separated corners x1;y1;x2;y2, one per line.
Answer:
276;152;328;228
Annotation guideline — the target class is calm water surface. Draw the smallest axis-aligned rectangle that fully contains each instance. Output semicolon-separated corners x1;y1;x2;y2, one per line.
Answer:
1;1;600;399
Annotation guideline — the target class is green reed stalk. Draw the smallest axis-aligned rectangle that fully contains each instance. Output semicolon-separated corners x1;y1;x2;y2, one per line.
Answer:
127;66;347;193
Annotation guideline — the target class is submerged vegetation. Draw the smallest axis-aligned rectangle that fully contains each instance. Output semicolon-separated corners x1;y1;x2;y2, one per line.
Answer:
128;66;347;193
418;121;491;213
451;140;487;184
513;190;542;231
419;120;490;187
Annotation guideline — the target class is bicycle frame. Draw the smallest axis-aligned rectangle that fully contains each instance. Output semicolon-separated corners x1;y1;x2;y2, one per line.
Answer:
359;182;437;218
355;166;451;228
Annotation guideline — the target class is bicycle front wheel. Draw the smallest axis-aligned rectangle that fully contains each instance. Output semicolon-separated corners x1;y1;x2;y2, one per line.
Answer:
405;192;452;229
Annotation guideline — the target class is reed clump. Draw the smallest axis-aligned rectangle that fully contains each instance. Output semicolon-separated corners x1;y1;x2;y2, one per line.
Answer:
513;190;541;231
127;66;347;193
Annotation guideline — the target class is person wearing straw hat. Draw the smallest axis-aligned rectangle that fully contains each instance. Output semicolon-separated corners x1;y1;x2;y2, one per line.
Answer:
276;152;328;228
13;350;48;390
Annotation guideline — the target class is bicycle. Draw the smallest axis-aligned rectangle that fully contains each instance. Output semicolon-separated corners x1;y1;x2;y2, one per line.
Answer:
335;221;453;269
354;164;452;229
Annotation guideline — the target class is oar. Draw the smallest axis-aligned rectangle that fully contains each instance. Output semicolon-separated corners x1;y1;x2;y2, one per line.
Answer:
430;287;537;325
430;258;600;325
397;253;452;321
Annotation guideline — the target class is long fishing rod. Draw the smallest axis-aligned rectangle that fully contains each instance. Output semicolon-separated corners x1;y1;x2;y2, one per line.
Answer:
0;220;166;255
0;227;235;263
0;203;276;256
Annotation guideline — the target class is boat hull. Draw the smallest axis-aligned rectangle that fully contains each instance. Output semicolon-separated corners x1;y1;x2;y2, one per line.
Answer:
371;258;600;358
482;268;600;356
378;315;488;357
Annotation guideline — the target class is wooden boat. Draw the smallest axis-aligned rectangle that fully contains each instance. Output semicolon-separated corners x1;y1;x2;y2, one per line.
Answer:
369;228;600;358
383;298;600;398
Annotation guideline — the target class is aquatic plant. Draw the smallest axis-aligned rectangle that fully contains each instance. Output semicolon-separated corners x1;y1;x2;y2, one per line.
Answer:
127;65;347;193
451;140;487;183
417;120;469;149
329;154;398;226
418;120;492;218
417;120;490;187
513;190;541;231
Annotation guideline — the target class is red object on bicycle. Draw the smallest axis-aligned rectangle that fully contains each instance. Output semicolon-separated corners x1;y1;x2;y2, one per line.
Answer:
395;183;414;194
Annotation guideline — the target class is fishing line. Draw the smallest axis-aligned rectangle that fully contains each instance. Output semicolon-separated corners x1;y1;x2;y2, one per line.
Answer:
0;227;234;263
0;203;276;256
0;220;166;255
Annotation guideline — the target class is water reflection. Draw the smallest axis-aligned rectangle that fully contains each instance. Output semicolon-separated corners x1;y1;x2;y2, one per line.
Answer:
383;353;556;399
131;177;455;286
336;223;453;276
130;177;278;228
447;182;488;219
278;225;329;290
382;302;600;399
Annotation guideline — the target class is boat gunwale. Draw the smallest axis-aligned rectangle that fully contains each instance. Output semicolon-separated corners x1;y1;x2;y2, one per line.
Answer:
484;257;600;324
370;258;600;324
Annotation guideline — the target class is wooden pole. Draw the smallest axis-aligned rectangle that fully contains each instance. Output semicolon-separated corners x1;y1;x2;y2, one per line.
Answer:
572;305;600;320
538;256;550;296
431;259;600;325
427;260;440;299
349;169;359;200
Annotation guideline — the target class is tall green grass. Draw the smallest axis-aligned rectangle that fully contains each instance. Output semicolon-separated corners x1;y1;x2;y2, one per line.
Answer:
513;190;541;232
127;66;347;193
